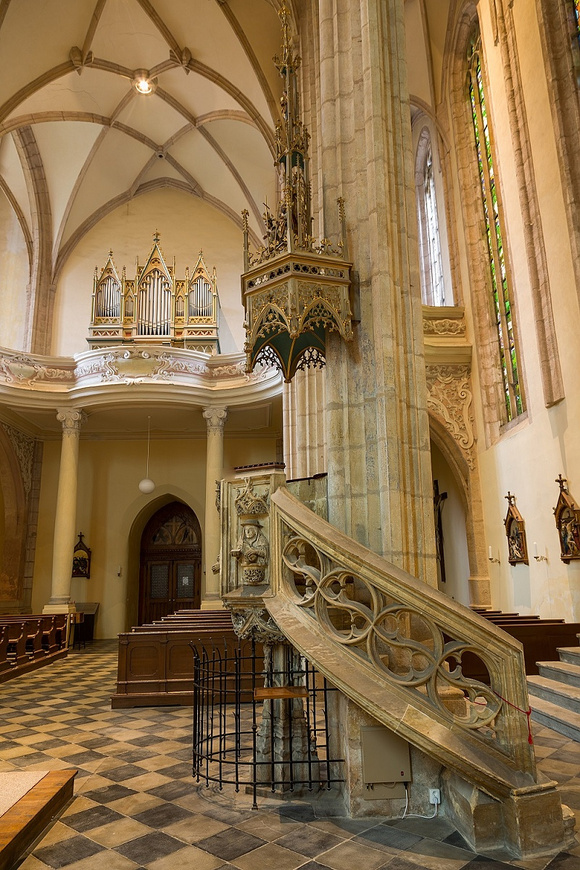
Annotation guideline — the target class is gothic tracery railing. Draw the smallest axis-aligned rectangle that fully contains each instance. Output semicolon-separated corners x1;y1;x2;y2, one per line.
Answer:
281;535;500;731
268;487;536;780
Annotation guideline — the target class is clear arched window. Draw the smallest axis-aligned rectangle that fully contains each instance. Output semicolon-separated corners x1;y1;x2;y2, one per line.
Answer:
415;125;452;307
467;35;524;421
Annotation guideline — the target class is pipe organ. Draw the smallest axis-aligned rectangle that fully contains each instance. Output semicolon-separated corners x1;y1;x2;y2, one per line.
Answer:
88;234;220;353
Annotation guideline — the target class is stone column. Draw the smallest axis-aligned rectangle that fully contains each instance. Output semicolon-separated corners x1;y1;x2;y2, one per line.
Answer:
202;406;227;607
283;366;326;480
44;408;85;612
299;0;437;585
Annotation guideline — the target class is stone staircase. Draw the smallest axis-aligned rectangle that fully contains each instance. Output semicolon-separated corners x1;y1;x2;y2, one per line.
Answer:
528;639;580;741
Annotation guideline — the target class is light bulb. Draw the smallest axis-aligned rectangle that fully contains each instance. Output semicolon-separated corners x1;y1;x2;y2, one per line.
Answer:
139;478;155;494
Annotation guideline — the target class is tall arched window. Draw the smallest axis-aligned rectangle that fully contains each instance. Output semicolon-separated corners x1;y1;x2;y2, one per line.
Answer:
467;35;523;421
415;125;453;307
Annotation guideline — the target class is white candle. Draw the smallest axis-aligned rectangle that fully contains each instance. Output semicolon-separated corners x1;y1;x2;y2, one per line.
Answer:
488;546;492;559
534;542;538;557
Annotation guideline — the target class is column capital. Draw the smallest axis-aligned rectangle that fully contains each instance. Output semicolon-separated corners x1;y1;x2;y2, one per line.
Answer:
56;408;86;433
203;406;228;433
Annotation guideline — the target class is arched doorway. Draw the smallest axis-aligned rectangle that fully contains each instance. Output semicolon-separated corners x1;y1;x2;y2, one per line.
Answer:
138;501;202;624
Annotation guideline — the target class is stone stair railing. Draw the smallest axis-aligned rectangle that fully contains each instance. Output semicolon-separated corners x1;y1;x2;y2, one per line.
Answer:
222;478;571;857
267;487;540;794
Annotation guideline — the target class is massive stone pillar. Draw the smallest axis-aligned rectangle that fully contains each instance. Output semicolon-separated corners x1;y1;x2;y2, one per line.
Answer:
283;367;326;480
202;405;227;607
299;0;436;584
44;408;85;612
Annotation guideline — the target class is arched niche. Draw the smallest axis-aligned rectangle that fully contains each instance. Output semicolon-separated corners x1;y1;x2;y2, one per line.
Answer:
429;413;491;608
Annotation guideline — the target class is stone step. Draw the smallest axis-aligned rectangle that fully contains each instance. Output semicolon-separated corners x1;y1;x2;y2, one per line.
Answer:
529;694;580;742
527;675;580;714
536;660;580;688
557;646;580;667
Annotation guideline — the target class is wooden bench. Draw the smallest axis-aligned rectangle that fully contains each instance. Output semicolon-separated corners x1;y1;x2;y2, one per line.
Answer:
111;610;238;709
0;614;68;683
459;616;580;682
111;610;253;708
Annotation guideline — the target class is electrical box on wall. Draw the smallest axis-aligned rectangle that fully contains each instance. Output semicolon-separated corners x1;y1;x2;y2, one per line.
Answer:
361;726;411;784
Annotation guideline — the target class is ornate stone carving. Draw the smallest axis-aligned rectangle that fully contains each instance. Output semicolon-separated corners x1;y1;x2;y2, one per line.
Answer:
240;5;352;381
231;517;269;586
0;353;75;385
75;353;118;382
234;478;269;517
229;606;285;643
203;406;228;432
0;347;279;396
1;423;35;495
210;361;247;377
423;318;466;336
56;408;86;433
426;365;475;468
220;473;286;596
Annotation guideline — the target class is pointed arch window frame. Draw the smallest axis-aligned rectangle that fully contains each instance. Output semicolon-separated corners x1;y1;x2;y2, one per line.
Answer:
414;123;453;307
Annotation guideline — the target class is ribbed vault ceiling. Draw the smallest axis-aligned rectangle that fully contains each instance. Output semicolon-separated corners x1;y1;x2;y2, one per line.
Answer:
0;0;287;282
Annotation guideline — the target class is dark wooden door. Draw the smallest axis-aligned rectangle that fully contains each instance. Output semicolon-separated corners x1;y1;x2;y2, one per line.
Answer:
139;502;201;624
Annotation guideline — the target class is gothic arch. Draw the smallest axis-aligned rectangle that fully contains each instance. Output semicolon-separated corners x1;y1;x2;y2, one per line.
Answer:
413;119;454;307
125;492;200;631
428;412;491;607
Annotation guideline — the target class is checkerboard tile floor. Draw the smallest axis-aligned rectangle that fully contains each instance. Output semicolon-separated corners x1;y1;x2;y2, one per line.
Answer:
1;641;579;870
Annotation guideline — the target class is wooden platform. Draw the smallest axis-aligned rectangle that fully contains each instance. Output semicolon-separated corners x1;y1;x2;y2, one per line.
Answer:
0;770;76;870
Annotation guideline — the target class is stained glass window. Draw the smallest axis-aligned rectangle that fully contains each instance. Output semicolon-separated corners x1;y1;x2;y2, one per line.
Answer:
575;0;580;33
467;36;523;421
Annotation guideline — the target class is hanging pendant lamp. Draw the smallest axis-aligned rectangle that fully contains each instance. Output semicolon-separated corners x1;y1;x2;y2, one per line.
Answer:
139;415;155;493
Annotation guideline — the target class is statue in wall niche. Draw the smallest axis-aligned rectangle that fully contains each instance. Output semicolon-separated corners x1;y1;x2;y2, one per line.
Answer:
504;492;529;566
231;517;269;585
554;475;580;563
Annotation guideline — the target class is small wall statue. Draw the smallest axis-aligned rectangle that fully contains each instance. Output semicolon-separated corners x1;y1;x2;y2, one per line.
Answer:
72;532;91;578
504;492;528;565
230;477;271;587
554;475;580;563
231;517;269;585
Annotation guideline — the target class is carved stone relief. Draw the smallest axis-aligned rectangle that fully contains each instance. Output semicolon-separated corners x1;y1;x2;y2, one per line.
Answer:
423;319;466;336
426;364;475;469
229;607;285;643
220;473;286;596
1;423;35;495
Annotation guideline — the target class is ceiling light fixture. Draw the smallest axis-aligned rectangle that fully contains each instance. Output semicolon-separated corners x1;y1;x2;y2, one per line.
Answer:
132;69;157;95
139;415;156;494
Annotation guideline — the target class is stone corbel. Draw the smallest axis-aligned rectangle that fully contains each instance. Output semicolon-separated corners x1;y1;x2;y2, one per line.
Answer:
229;607;285;644
426;364;475;469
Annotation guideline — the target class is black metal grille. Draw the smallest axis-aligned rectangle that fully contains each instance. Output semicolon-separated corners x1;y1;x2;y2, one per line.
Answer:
192;640;344;807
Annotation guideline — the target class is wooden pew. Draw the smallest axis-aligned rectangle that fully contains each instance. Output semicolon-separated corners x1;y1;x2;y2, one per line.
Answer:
111;610;257;708
459;617;580;682
0;614;68;684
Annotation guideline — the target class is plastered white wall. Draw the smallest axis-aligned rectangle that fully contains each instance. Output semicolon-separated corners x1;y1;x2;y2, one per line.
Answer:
451;2;580;619
0;191;29;352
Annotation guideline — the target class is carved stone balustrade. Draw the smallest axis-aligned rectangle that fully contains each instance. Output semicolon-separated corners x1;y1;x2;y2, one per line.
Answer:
217;472;569;858
0;346;282;408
